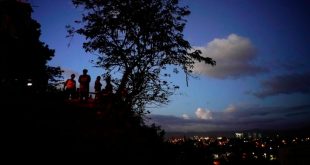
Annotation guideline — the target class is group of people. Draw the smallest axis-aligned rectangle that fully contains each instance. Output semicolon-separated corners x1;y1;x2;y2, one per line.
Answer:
63;69;113;102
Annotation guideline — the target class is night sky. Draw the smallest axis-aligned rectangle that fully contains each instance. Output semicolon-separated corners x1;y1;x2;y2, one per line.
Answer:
29;0;310;133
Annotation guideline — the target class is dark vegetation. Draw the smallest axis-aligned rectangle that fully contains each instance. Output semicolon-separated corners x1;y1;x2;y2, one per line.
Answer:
2;93;170;162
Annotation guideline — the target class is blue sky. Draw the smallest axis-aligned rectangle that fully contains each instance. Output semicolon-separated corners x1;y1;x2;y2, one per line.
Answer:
29;0;310;132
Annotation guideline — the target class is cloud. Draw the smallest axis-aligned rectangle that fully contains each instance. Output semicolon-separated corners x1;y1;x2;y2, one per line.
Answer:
193;34;266;79
195;108;213;120
251;72;310;98
224;104;237;113
182;114;190;120
148;104;310;133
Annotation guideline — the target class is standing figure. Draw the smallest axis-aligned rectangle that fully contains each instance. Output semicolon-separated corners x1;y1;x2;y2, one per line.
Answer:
102;75;114;110
94;76;102;100
103;75;113;96
64;74;76;100
78;69;91;102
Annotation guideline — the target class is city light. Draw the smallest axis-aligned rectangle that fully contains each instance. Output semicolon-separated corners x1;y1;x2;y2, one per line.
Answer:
166;132;310;164
26;79;32;87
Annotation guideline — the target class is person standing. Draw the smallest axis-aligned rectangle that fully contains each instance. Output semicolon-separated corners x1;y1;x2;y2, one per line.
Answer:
94;76;102;100
103;75;113;96
64;74;76;100
102;75;114;110
78;69;91;102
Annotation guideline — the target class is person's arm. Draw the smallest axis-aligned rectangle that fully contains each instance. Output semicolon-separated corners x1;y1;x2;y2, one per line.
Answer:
64;80;68;90
73;80;77;89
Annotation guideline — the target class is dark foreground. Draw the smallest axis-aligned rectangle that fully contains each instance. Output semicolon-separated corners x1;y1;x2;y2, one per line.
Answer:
1;93;309;164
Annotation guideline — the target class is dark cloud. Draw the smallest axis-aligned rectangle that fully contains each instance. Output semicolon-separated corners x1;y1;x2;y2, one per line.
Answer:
193;34;267;79
251;72;310;98
148;104;310;132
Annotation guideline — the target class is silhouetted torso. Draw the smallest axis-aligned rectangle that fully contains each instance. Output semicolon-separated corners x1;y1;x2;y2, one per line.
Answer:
94;76;102;100
64;74;76;99
78;69;91;101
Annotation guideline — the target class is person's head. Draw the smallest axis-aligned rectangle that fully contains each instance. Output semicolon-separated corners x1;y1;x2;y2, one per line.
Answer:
71;74;75;79
96;76;101;80
83;69;88;74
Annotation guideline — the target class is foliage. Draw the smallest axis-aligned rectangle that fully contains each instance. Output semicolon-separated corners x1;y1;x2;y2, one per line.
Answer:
47;66;64;90
0;0;63;94
68;0;215;114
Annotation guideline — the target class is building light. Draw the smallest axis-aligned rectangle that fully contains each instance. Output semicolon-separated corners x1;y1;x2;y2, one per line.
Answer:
213;154;219;159
26;78;32;87
263;153;267;158
235;133;243;139
242;153;247;159
270;154;277;161
213;160;220;165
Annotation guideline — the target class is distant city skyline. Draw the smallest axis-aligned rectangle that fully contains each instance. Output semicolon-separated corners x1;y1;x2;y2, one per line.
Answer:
29;0;310;132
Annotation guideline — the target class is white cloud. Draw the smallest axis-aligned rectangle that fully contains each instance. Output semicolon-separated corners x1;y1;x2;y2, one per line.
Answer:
194;34;266;79
195;108;213;120
182;114;190;120
224;104;237;113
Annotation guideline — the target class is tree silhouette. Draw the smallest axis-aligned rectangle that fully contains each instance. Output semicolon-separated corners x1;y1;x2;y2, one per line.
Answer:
68;0;215;114
0;0;62;96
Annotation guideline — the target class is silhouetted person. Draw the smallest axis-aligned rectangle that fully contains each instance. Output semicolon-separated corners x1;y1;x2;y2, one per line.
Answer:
101;75;114;110
64;74;76;100
103;75;113;96
94;76;102;100
78;69;91;102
